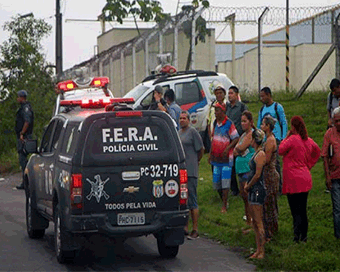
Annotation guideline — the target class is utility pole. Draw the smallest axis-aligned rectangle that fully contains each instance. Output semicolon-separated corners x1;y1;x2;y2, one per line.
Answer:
285;0;289;92
56;0;63;79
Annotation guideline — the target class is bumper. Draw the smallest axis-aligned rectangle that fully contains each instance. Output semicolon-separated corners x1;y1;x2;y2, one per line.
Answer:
69;210;189;238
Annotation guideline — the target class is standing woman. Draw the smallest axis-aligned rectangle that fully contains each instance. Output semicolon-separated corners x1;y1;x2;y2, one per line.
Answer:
233;111;255;226
244;129;266;259
261;116;280;241
278;116;320;242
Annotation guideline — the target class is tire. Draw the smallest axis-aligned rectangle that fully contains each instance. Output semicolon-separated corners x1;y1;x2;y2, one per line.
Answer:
157;238;179;258
26;191;46;239
54;205;75;263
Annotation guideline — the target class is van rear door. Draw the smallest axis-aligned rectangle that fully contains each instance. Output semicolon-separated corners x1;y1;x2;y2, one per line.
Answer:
78;111;185;227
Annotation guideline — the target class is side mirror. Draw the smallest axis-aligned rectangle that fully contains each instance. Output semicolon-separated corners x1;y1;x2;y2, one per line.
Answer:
24;139;38;154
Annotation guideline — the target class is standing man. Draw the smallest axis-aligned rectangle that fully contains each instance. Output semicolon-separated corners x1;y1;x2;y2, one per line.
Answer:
257;87;287;194
226;85;248;196
207;83;228;142
209;102;239;213
15;90;34;190
327;79;340;128
179;111;204;240
321;106;340;239
164;89;181;130
148;85;168;112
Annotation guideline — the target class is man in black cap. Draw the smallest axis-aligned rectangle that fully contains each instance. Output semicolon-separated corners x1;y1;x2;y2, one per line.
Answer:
15;90;34;190
148;85;168;112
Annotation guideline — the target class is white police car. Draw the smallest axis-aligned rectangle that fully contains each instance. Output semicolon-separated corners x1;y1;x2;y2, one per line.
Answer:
124;69;233;147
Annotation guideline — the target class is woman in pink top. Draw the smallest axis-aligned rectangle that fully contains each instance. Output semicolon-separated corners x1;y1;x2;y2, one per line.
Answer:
278;116;320;243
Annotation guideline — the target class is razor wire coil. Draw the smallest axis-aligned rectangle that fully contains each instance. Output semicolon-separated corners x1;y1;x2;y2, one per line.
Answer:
202;4;340;26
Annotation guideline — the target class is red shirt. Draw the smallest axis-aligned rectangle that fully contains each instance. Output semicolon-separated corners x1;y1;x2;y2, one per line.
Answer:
278;134;320;194
321;127;340;179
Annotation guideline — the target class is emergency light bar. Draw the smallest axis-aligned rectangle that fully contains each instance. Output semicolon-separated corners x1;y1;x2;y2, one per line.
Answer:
90;77;109;87
57;77;110;92
57;80;78;92
60;98;135;108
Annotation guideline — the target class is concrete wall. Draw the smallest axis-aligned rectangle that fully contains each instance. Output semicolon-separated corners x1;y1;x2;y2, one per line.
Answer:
97;28;149;53
217;43;335;92
96;28;216;96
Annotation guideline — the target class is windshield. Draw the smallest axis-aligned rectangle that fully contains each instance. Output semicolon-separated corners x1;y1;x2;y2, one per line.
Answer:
124;84;149;101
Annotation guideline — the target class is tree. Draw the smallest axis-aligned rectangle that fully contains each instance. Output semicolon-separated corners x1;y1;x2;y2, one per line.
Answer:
102;0;210;70
0;15;55;157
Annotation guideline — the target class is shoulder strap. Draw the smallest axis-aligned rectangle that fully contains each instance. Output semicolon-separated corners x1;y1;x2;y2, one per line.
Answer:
329;92;333;111
259;105;264;119
274;102;283;138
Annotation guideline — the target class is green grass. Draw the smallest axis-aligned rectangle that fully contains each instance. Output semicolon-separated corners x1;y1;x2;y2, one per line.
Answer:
197;90;340;271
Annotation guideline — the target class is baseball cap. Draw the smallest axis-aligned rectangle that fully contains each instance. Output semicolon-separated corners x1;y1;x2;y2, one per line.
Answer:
17;90;28;97
214;102;227;112
213;83;226;94
154;85;163;94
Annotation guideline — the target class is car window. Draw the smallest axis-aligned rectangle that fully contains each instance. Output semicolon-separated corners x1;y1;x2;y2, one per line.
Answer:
61;124;79;155
141;91;154;107
51;120;64;152
40;120;56;153
124;84;149;101
174;81;201;105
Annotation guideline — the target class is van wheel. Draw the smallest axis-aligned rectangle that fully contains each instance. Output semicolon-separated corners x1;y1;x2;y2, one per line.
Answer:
54;205;75;263
157;238;179;258
26;191;46;239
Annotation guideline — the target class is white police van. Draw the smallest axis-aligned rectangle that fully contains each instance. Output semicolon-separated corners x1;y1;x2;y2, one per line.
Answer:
124;70;233;147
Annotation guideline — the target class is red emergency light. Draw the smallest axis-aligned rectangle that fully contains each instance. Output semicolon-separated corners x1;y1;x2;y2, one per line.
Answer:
57;80;78;92
90;77;110;87
160;64;177;74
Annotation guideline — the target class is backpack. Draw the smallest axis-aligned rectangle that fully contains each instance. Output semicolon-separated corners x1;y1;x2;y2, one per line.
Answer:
259;102;283;138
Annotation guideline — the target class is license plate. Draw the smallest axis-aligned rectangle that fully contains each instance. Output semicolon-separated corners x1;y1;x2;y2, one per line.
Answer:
117;213;145;226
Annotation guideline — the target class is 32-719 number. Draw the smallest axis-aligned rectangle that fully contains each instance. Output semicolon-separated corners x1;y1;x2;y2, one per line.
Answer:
140;164;178;177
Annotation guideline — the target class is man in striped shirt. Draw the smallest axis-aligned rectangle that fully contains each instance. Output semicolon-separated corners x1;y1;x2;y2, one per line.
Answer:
209;102;239;213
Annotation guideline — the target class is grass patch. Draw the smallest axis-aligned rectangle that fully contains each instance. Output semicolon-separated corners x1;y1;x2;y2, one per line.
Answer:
197;90;339;271
0;148;20;174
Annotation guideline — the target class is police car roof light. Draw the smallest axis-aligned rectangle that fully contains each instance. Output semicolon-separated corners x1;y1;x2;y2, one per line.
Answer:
90;77;110;87
115;111;143;117
57;80;78;92
60;98;135;109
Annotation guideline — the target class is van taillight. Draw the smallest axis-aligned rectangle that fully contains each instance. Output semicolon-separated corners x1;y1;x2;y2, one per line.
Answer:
71;174;83;209
179;169;188;205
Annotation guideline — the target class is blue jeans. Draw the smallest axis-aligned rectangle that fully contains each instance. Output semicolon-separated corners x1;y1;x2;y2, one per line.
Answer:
331;179;340;239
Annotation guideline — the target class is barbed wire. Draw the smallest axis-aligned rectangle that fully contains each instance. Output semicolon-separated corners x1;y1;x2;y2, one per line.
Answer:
203;4;340;26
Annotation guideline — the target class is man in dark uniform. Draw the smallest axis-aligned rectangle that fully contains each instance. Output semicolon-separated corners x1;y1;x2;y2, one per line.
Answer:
15;90;34;190
148;85;168;112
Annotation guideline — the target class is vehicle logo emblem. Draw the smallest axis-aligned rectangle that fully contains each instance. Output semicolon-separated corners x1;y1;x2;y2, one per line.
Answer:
86;175;110;203
190;112;198;125
165;180;179;198
123;186;140;193
152;180;164;198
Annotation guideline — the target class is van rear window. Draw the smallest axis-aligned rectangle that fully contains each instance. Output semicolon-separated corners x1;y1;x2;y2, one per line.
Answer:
82;117;178;166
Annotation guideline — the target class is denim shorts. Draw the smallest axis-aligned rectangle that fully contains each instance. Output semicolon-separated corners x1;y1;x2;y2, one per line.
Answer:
248;182;266;205
187;177;198;209
238;172;249;184
212;165;231;190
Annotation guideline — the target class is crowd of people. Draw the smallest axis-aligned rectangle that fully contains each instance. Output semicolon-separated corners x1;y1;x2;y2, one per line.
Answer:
146;78;340;259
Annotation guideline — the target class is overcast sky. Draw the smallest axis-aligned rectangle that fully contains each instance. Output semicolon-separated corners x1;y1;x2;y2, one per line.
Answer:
0;0;339;70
